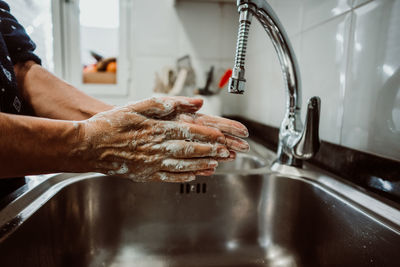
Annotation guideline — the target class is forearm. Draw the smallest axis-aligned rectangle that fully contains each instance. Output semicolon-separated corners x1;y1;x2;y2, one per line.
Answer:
14;61;113;120
0;96;249;182
0;112;87;178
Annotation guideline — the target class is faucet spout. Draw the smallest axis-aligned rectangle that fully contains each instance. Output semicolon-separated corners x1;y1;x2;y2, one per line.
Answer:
229;0;321;167
228;4;254;94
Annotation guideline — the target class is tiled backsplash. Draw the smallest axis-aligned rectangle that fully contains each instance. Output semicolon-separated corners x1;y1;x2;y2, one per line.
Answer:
108;0;241;114
234;0;400;161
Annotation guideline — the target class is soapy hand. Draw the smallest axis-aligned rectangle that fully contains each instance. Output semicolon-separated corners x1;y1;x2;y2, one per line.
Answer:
130;97;250;153
76;97;249;183
174;113;250;155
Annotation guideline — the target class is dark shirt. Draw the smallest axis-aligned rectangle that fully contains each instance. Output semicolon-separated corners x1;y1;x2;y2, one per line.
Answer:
0;0;41;199
0;0;41;114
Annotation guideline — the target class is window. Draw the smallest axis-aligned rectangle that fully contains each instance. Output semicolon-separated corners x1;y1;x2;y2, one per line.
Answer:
54;0;132;96
80;0;119;85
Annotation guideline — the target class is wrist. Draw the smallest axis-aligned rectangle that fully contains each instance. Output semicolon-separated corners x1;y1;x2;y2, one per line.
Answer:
76;101;113;119
0;113;92;177
65;120;93;173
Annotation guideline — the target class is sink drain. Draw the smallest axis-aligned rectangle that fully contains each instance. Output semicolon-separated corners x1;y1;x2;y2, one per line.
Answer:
180;183;207;194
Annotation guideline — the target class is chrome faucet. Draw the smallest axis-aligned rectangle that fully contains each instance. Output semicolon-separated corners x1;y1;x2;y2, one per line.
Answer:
228;0;321;167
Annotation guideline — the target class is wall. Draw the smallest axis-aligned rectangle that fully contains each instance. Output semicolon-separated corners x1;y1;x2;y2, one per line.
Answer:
99;0;241;115
236;0;400;161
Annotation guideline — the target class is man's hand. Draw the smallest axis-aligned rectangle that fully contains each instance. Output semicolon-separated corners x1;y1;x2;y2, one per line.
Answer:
75;97;249;182
126;96;250;152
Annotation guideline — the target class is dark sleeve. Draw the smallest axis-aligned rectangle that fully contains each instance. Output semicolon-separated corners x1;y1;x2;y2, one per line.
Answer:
0;1;41;65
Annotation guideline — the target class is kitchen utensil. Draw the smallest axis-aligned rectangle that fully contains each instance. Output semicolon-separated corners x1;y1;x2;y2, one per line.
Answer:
197;66;214;96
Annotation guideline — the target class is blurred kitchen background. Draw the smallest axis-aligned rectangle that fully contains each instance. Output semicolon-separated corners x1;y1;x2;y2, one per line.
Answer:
9;0;400;161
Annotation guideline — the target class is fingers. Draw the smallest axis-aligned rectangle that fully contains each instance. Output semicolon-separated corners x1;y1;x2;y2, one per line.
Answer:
216;150;237;162
195;168;216;176
158;121;226;144
150;167;217;183
150;171;196;183
177;113;249;138
225;135;250;152
151;140;230;158
173;115;249;152
160;158;218;172
128;97;203;118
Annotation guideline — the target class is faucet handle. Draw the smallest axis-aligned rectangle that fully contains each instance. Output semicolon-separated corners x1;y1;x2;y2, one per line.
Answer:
293;96;321;159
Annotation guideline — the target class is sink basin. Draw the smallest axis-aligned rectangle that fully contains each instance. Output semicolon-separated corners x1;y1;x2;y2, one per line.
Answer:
215;140;273;174
0;141;399;267
216;153;266;173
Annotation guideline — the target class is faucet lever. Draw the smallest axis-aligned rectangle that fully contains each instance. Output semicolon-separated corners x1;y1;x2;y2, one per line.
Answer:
293;97;321;159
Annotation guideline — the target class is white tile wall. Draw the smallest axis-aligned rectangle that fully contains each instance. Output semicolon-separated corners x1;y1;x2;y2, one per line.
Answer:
353;0;373;8
132;0;180;58
177;2;222;60
300;13;352;144
342;0;400;159
302;0;352;30
220;4;241;60
234;0;400;161
99;0;238;106
268;0;304;37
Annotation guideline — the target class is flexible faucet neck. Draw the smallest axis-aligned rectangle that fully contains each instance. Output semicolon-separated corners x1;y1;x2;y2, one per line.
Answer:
229;1;302;112
228;4;254;94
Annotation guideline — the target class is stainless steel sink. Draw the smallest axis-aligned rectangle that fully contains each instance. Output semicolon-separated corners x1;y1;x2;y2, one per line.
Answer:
215;153;265;173
0;141;399;267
